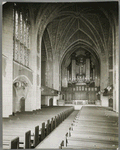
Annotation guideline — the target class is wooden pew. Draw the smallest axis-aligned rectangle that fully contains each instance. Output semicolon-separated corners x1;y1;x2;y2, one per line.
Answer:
3;107;74;149
59;140;64;149
55;116;57;128
3;130;31;149
45;120;50;136
41;122;45;141
11;137;20;149
51;118;54;132
3;137;19;149
25;130;31;149
34;126;39;147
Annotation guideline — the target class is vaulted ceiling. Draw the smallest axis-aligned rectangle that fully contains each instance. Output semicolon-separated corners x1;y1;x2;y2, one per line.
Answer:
41;2;118;67
41;2;118;65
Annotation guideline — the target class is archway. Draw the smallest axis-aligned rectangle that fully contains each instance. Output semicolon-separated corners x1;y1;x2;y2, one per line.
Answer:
20;97;25;112
13;75;32;112
60;47;100;104
49;98;53;106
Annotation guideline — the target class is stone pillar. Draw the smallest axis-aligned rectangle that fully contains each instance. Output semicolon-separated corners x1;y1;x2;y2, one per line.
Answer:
71;53;76;81
113;22;119;113
115;24;119;113
93;66;95;80
85;52;91;80
83;63;86;74
67;70;69;81
113;25;116;111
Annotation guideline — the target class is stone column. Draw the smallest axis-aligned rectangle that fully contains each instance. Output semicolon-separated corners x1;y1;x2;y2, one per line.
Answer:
85;52;91;80
83;63;86;74
71;53;76;81
67;70;69;81
115;24;119;113
113;22;119;112
93;66;95;80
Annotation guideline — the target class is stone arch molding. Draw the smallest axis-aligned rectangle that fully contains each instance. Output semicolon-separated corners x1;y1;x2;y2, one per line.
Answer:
13;75;32;99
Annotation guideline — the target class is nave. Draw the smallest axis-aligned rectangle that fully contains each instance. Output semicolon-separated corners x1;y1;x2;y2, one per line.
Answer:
2;2;119;149
3;106;118;149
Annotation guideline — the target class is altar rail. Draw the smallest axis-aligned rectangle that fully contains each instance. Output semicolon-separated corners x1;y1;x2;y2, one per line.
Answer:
65;100;88;105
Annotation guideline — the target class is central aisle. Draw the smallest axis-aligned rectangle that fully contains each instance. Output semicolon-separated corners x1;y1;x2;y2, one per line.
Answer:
35;110;79;149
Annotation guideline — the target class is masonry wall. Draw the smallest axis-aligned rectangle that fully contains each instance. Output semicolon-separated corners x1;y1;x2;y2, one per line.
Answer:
2;3;41;117
2;3;13;117
113;23;119;113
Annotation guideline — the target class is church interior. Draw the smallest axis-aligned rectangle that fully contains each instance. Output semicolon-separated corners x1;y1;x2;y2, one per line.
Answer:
2;1;119;149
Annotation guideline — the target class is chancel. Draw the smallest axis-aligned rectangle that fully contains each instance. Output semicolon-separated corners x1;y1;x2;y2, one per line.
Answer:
2;1;119;149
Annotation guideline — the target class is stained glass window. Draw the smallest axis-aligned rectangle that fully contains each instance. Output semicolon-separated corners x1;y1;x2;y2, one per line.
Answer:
20;12;23;42
15;11;19;39
13;5;30;67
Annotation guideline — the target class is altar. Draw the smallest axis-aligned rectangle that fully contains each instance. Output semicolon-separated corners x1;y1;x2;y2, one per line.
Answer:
73;100;88;105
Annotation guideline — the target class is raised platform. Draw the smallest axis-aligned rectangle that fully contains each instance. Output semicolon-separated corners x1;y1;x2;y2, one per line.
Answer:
64;100;101;110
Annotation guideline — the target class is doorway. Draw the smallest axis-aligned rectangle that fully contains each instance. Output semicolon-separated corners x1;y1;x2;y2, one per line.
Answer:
49;98;53;106
20;97;25;112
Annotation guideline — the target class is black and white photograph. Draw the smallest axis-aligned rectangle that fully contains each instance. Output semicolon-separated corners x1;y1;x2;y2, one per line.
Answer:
2;1;119;149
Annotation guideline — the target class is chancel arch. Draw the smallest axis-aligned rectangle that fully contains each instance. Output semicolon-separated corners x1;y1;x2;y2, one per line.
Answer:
61;44;100;103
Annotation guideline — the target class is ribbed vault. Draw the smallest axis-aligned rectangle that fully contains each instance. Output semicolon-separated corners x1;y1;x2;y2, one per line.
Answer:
39;3;118;64
37;2;118;90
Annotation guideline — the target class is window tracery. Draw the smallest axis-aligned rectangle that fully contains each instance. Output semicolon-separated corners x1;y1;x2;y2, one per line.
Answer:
13;4;30;67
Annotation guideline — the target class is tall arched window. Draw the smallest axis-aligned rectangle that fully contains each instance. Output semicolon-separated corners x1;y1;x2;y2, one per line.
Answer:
13;3;30;67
